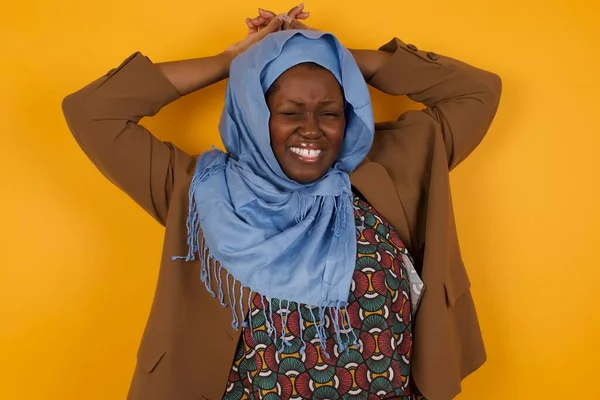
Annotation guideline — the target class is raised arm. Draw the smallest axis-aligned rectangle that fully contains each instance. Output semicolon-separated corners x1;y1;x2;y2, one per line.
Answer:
351;39;502;170
61;53;227;225
61;17;285;225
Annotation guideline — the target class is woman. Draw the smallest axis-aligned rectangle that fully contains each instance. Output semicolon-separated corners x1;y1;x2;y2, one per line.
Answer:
62;5;501;400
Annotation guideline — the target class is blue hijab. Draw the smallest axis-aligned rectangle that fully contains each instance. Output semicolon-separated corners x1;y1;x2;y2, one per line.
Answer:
176;30;374;352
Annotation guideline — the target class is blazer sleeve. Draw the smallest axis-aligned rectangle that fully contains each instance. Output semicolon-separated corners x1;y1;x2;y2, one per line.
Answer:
61;52;195;226
368;38;502;170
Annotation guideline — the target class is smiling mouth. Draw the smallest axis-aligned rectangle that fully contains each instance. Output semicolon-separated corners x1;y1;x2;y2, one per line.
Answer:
289;147;324;163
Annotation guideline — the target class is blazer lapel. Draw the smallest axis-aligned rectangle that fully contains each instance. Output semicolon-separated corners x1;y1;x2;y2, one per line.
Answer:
350;159;413;252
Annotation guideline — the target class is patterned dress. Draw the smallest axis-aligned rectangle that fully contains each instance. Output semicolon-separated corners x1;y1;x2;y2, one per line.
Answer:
224;195;425;400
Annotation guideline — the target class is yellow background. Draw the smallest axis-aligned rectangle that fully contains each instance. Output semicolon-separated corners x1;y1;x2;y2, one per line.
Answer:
1;0;599;398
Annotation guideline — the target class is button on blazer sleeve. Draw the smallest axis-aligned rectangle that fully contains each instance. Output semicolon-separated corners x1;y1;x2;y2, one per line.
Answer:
368;38;502;170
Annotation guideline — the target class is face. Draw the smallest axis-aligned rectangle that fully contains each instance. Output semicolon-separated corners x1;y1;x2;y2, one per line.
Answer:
266;63;345;184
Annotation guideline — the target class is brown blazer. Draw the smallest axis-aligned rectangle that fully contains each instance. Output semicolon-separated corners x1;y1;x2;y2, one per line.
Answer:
62;37;501;400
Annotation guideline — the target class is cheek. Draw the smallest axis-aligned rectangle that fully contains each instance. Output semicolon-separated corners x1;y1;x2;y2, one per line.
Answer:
269;120;292;155
325;122;346;155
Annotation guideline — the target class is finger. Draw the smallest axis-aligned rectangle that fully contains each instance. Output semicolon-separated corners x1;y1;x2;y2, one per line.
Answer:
247;16;268;34
258;8;276;18
246;18;258;34
296;11;310;20
255;14;284;38
287;3;304;18
249;16;268;26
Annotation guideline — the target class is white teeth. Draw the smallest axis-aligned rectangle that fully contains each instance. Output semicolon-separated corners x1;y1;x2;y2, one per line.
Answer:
290;147;322;157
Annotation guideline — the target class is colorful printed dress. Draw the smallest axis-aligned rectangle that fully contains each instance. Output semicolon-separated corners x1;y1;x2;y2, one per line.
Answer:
224;195;425;400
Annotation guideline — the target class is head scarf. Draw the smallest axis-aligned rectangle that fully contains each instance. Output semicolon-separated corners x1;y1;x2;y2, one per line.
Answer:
175;30;374;352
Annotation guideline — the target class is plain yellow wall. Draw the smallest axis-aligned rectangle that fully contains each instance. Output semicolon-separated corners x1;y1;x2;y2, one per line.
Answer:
1;0;599;398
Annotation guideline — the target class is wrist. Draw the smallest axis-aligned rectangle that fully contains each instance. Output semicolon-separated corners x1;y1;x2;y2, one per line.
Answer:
215;52;233;79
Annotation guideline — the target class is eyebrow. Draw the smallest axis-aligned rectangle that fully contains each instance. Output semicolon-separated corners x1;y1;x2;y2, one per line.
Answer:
282;99;340;106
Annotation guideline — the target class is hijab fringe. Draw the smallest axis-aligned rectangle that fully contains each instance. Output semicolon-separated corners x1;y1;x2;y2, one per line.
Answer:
171;161;226;263
174;201;356;356
172;156;357;357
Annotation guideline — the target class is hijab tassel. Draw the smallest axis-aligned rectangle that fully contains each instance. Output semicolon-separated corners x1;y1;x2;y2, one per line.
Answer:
297;301;307;355
226;272;239;329
171;161;225;263
278;299;292;352
216;264;227;307
333;188;353;237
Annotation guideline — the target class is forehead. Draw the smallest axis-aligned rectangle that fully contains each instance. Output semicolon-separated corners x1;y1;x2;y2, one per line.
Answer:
269;64;343;100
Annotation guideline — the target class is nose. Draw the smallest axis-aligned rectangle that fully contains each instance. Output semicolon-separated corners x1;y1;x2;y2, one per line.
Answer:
299;114;322;139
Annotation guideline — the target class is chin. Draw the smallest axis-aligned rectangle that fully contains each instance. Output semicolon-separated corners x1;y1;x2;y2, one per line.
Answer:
280;160;333;185
291;171;328;184
294;177;319;184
